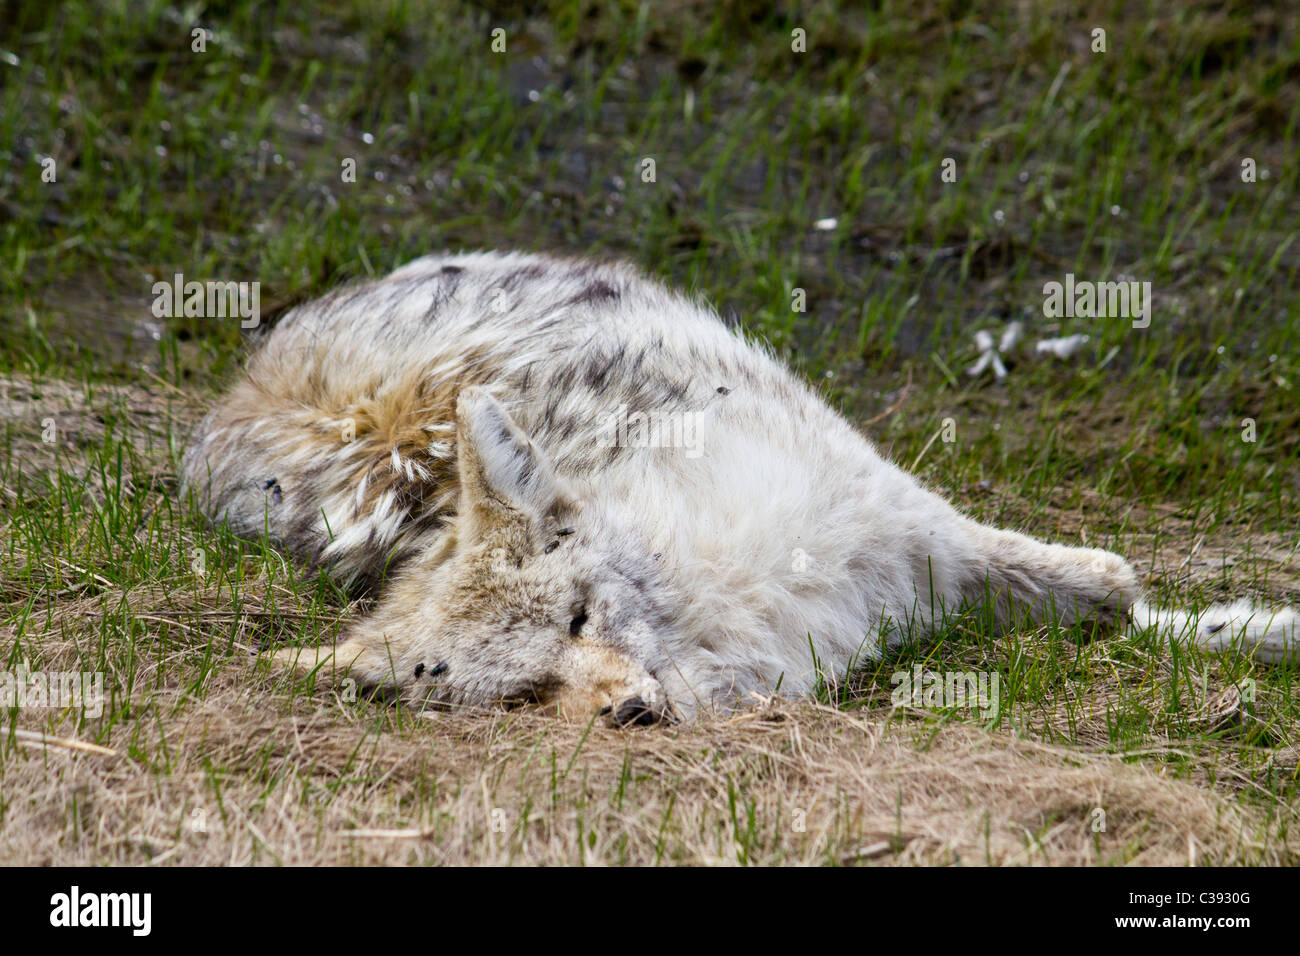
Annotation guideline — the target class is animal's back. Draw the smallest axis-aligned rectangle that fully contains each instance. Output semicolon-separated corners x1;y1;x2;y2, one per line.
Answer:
181;251;827;586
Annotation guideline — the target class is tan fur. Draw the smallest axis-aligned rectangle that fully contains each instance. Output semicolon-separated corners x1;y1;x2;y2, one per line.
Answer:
273;387;664;719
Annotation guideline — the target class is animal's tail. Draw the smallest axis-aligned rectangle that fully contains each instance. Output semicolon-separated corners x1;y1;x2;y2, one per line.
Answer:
1128;598;1300;664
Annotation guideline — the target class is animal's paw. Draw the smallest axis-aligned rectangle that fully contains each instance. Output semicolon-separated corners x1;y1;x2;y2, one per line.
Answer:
1028;544;1141;628
1086;549;1139;596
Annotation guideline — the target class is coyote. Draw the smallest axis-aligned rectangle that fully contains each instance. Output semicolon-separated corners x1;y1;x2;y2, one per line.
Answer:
182;252;1297;723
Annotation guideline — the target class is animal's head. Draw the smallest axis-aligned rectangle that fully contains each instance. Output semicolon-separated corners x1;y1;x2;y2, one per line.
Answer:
281;387;681;724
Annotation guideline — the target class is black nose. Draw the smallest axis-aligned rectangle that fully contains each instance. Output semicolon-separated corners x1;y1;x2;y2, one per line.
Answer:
610;696;659;727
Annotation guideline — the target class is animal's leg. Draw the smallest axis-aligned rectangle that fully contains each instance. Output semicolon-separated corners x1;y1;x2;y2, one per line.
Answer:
271;633;410;696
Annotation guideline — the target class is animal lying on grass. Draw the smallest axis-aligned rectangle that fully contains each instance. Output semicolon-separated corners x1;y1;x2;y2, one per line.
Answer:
181;252;1298;724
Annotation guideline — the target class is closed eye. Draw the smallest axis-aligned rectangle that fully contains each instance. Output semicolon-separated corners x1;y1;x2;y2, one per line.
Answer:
569;607;588;636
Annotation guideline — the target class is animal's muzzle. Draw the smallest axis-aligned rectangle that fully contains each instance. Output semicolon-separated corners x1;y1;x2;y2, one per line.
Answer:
605;695;661;727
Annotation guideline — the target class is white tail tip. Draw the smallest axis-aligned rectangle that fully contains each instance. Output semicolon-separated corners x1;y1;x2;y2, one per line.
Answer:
1130;599;1300;664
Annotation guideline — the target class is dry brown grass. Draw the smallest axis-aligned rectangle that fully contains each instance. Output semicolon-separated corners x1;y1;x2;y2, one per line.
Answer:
2;686;1293;866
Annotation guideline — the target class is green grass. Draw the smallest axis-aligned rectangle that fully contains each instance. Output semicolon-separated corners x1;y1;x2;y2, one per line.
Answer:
0;0;1297;864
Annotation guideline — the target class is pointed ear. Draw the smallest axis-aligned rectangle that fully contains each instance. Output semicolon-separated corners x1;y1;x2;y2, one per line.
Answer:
456;386;568;521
